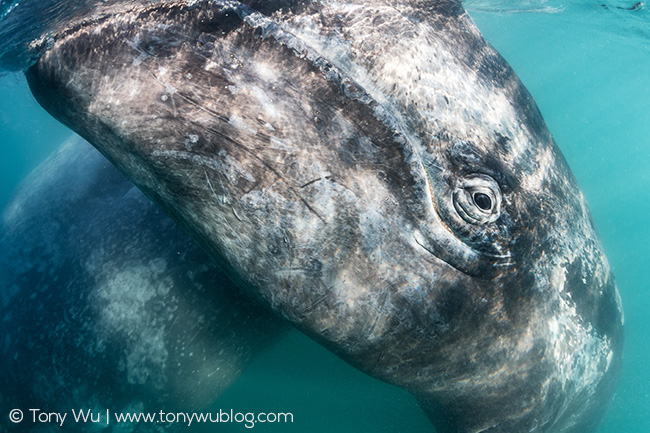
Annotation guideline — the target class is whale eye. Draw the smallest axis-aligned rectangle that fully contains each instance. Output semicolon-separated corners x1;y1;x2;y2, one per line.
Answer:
452;175;502;225
473;192;492;211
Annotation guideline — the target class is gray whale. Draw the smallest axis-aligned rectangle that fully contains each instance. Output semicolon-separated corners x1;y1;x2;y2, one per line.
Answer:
25;1;623;431
0;136;287;432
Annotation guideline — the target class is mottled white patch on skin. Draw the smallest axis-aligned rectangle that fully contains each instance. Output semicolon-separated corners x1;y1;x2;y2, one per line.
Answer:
127;69;143;97
93;261;172;387
359;206;385;257
129;82;140;97
228;113;256;135
521;254;613;432
250;86;278;119
282;4;534;167
305;161;328;179
223;69;244;95
253;60;280;83
306;176;356;217
522;146;555;191
337;267;369;306
545;300;612;414
284;10;388;110
150;257;168;275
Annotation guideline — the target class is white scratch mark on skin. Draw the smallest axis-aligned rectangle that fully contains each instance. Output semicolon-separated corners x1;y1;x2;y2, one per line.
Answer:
231;206;246;222
156;150;225;172
128;68;142;97
204;170;226;205
126;35;151;66
154;150;256;184
269;136;294;151
228;113;257;135
250;86;278;119
206;366;222;378
169;92;178;117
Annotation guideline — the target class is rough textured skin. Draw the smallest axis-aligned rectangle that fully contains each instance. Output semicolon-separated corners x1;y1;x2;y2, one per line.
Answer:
25;1;623;432
0;136;287;432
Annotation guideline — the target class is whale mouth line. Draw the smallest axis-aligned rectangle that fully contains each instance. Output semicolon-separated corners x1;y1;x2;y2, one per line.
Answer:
413;229;515;280
413;233;475;278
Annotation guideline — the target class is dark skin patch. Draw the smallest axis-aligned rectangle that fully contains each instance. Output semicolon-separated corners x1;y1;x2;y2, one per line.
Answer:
566;261;622;342
594;275;623;342
501;269;538;326
494;132;512;154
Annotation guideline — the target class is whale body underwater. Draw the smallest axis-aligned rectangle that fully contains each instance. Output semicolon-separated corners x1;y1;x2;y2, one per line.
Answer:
24;0;623;432
0;136;287;432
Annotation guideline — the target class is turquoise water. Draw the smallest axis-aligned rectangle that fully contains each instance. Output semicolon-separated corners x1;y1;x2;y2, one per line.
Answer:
1;1;649;432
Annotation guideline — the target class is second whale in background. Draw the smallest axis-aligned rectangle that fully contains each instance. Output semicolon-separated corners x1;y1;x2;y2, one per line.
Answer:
0;136;288;432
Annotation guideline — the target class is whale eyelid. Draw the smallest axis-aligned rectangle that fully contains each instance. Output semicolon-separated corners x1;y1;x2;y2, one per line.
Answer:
452;174;502;226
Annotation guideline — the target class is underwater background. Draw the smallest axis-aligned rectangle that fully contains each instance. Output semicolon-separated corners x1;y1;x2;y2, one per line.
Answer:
0;0;648;431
